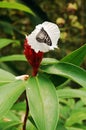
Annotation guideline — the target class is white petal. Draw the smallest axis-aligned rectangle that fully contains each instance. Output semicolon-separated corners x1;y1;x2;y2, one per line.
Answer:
27;30;50;53
27;21;60;52
42;22;60;47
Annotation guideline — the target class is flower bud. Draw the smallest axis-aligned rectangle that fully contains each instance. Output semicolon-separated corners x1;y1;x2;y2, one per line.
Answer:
67;3;78;13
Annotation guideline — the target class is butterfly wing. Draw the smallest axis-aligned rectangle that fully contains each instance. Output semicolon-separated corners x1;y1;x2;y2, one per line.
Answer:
36;28;52;46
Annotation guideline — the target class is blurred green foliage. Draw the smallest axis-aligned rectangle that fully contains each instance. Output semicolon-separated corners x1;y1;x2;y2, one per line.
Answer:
0;0;86;72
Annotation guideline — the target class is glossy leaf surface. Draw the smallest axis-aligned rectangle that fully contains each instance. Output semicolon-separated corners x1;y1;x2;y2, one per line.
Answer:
0;55;26;62
41;62;86;88
0;69;15;84
61;44;86;65
26;75;59;130
0;80;25;119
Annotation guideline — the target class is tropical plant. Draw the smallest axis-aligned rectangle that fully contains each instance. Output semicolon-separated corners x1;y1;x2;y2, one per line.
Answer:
0;1;86;130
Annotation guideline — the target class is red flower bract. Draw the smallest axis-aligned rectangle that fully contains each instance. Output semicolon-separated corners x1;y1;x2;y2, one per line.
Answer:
24;39;44;76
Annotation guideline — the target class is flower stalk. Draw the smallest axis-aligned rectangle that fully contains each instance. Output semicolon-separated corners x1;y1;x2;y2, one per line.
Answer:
23;91;29;130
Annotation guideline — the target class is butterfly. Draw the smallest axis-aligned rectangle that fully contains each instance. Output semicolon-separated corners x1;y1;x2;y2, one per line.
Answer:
36;27;52;46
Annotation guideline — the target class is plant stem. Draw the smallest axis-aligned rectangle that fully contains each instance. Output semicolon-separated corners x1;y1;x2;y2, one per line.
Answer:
23;91;29;130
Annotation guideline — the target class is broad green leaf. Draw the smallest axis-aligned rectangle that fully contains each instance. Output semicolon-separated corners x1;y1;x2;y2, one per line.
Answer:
0;2;35;15
41;58;67;87
55;44;86;88
41;44;86;87
0;56;58;64
0;55;26;62
0;80;25;119
26;120;37;130
41;58;58;65
65;108;86;126
57;89;86;98
0;38;20;49
61;44;86;65
40;62;86;88
0;69;15;84
26;75;59;130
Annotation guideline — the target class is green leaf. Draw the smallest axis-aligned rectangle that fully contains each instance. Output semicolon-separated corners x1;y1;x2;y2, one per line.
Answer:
0;110;21;130
0;63;16;78
0;69;15;84
55;44;86;88
81;97;86;105
3;110;20;122
67;124;86;130
65;108;86;126
61;44;86;65
56;121;67;130
41;45;86;88
26;120;37;130
0;21;14;35
57;89;86;98
0;121;21;130
0;38;20;49
26;75;59;130
0;1;35;15
66;126;84;130
0;55;27;62
41;58;58;65
12;101;26;111
41;58;67;87
0;80;25;119
40;62;86;88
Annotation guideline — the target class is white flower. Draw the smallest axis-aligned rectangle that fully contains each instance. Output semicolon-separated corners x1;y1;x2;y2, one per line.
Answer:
26;21;60;53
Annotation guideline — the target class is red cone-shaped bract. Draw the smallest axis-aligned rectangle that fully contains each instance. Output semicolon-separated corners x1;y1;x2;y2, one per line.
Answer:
24;39;44;76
